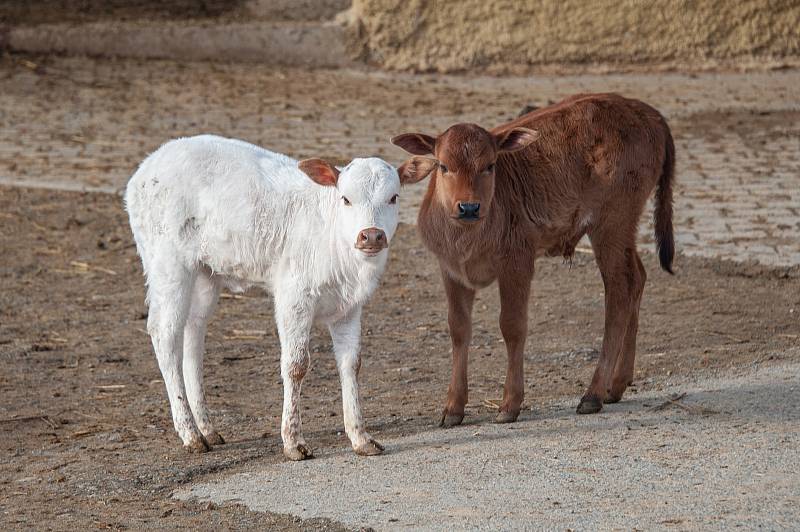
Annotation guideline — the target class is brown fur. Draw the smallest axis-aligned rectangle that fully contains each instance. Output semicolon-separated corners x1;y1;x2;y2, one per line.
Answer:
393;93;675;423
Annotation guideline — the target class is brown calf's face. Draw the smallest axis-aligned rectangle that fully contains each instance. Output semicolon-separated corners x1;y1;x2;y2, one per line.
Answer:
392;124;538;224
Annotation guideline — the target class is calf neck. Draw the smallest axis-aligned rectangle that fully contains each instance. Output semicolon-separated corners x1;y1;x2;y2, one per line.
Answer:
393;93;675;424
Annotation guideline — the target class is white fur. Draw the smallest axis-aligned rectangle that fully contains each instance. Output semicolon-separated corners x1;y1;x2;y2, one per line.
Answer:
125;134;400;457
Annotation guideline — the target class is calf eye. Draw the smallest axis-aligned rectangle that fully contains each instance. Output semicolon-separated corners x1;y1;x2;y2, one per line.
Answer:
389;194;399;205
342;196;351;206
486;163;495;173
439;163;448;174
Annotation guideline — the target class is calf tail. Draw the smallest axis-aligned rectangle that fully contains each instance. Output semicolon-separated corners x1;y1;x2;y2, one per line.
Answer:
654;128;675;274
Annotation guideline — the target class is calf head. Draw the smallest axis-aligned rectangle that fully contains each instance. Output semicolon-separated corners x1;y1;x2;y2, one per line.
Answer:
298;157;405;258
391;123;538;224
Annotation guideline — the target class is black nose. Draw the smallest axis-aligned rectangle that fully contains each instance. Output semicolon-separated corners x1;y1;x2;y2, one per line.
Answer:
457;202;481;219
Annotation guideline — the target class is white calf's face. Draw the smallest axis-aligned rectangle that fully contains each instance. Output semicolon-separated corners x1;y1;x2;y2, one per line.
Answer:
298;157;400;258
335;158;400;257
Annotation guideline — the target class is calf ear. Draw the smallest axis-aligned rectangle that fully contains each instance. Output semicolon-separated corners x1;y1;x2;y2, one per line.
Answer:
298;158;340;187
391;133;436;155
398;157;438;185
495;127;539;153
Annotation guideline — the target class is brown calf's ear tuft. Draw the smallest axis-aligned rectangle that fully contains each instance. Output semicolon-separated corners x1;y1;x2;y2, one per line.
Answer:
496;127;539;153
390;133;436;156
298;158;340;187
398;157;438;185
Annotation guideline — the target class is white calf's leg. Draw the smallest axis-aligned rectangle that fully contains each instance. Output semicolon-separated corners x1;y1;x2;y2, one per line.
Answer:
274;290;314;461
329;310;384;456
147;261;209;452
183;268;224;445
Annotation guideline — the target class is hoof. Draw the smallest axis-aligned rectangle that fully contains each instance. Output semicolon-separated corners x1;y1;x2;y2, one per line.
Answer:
354;438;385;456
576;394;603;415
184;435;211;453
494;410;520;424
283;443;314;461
204;431;226;446
439;410;465;428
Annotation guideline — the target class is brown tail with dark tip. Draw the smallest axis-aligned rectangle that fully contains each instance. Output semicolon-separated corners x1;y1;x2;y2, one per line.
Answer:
654;128;675;274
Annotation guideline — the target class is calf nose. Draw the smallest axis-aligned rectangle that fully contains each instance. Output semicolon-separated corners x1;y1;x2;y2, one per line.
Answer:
356;227;388;251
457;202;481;219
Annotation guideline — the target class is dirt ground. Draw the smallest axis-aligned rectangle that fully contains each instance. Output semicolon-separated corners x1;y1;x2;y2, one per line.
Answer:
1;184;798;529
0;46;798;529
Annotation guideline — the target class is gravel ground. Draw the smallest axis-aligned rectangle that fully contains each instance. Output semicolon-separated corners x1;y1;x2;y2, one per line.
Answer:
177;358;800;530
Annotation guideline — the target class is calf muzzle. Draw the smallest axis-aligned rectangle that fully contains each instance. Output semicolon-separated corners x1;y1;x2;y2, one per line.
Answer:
457;202;481;221
355;227;388;255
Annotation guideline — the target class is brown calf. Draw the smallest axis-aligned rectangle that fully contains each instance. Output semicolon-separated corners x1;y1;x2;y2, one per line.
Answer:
392;93;675;425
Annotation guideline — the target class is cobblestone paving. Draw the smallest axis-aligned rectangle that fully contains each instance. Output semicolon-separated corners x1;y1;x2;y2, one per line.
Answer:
668;114;800;268
0;56;798;267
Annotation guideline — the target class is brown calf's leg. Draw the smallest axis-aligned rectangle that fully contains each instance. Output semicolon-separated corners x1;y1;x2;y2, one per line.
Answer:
495;267;533;423
578;236;639;414
607;250;646;403
440;268;476;427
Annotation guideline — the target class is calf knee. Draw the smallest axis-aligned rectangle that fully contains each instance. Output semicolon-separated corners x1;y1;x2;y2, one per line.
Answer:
185;313;209;330
499;315;527;346
624;249;647;297
282;352;310;381
338;355;361;376
448;319;471;348
146;309;160;337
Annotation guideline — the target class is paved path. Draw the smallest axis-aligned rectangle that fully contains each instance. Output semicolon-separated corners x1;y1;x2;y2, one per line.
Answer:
176;356;800;530
662;113;800;267
1;58;798;267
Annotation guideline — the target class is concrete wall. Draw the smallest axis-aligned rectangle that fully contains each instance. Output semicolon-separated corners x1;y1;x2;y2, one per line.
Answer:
350;0;800;72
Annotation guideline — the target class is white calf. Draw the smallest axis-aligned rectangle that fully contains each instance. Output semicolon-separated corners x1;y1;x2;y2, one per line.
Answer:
125;135;404;459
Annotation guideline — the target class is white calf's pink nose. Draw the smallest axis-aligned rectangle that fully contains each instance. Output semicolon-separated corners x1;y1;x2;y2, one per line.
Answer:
355;227;387;251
